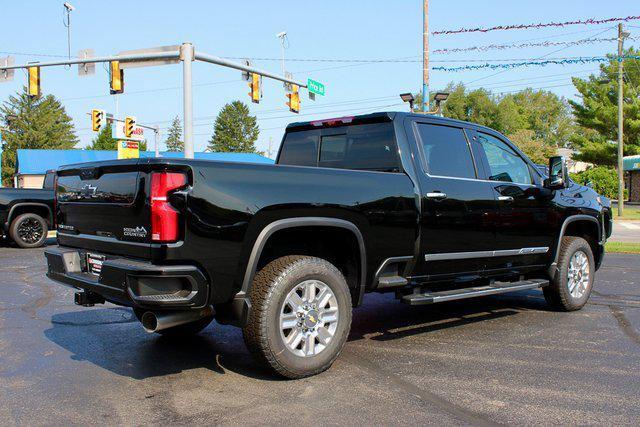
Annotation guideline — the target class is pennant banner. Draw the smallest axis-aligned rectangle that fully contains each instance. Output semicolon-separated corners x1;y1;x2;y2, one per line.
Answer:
433;15;640;36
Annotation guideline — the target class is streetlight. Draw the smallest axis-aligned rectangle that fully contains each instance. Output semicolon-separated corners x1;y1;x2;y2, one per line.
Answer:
63;3;75;61
399;93;415;112
276;31;288;76
433;92;449;116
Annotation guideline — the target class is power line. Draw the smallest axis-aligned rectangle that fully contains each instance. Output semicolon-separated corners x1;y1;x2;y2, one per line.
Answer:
464;26;616;85
465;68;598;88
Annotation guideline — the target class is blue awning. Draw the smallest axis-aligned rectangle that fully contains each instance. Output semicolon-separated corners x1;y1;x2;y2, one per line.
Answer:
624;155;640;171
15;149;274;175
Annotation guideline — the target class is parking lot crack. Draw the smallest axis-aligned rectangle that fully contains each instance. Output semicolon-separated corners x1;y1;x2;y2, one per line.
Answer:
342;348;502;426
609;305;640;346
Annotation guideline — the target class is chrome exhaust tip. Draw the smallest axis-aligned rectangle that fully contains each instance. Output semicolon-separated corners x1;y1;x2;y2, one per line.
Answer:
141;306;214;333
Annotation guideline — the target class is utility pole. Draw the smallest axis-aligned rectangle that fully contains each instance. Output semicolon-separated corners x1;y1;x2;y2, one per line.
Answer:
181;42;194;159
422;0;429;112
617;23;627;217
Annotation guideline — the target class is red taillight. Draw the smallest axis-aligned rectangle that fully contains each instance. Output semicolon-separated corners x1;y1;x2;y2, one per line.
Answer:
150;172;187;242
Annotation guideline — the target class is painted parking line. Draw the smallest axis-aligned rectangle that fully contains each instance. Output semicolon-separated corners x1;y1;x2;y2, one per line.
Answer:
617;222;640;230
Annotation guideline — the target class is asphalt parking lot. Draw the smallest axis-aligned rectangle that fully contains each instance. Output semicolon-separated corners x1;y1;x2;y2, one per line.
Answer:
1;242;639;425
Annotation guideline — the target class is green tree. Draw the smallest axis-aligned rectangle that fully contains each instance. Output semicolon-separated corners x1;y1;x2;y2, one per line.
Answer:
569;47;640;165
165;116;183;152
507;129;557;164
413;83;572;162
87;123;117;150
504;89;574;148
208;101;260;153
1;89;78;186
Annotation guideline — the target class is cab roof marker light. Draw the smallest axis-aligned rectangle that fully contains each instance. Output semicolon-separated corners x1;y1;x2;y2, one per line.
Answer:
310;116;355;127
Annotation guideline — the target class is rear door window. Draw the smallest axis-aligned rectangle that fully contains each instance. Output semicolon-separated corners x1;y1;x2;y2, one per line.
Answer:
415;123;476;179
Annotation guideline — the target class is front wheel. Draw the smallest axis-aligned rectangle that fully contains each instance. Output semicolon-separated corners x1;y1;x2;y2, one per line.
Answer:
544;236;595;311
242;256;352;379
9;213;48;248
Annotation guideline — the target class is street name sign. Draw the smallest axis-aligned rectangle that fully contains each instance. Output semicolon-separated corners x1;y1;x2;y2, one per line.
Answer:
307;78;325;96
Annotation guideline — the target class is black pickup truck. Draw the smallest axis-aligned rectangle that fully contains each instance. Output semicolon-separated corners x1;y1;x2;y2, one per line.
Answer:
1;170;55;248
44;112;612;378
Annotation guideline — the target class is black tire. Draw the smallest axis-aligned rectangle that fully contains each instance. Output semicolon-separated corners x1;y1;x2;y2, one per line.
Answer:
132;308;213;336
9;213;48;248
242;255;352;379
544;236;595;311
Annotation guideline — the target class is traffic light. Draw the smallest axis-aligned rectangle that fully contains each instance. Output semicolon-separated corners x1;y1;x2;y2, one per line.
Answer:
27;66;40;98
248;73;261;103
286;84;300;113
109;61;124;94
124;116;136;138
91;109;105;132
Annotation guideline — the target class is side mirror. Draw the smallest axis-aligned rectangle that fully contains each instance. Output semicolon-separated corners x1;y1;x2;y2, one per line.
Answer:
543;156;569;190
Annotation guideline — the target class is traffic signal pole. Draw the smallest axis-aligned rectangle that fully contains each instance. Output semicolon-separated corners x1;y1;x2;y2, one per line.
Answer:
1;43;310;160
181;43;194;159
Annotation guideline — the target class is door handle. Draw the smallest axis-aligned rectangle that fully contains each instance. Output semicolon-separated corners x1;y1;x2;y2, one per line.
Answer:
426;192;447;199
498;196;514;202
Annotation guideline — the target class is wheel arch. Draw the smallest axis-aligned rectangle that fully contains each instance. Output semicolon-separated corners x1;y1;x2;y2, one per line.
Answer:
549;214;602;278
240;217;367;305
7;203;53;228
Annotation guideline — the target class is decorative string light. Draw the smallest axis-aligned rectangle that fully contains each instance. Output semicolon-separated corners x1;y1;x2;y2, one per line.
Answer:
432;55;640;72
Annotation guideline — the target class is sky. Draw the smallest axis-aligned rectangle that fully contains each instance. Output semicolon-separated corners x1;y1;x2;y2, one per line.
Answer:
0;0;638;156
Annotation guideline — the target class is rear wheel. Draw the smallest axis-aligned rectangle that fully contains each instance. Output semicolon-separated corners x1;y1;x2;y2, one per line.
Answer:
242;255;352;379
9;213;48;248
544;236;595;311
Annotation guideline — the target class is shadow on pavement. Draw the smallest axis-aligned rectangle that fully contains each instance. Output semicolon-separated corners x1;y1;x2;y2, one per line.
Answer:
43;290;548;381
349;289;549;342
44;307;279;381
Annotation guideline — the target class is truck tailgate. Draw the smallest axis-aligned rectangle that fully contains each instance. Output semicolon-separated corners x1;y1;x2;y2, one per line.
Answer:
56;160;152;258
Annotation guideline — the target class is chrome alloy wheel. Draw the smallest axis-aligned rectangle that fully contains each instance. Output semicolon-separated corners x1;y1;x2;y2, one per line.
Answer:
279;279;339;357
568;250;590;299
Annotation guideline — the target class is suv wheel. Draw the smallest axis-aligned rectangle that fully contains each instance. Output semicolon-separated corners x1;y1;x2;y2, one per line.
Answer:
543;236;595;311
9;213;48;248
243;256;352;379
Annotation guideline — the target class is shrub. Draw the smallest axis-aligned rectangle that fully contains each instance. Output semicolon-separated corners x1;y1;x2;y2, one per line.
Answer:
570;166;625;199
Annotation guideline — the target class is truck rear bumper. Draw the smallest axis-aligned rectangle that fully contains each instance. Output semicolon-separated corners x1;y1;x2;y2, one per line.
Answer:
44;246;209;309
